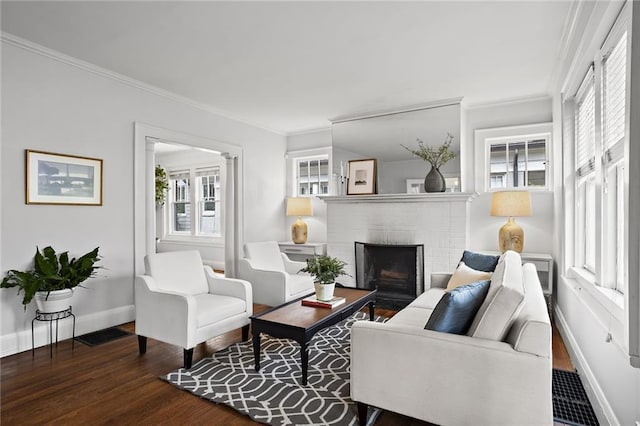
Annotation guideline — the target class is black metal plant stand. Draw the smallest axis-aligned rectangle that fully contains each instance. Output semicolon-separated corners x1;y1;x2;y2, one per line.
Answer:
32;307;76;358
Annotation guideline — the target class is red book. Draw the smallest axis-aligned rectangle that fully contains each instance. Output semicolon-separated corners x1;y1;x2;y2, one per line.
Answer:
301;295;346;309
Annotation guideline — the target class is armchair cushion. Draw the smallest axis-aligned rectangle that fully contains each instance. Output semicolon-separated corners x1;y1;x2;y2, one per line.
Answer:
145;250;208;295
425;280;490;335
194;294;248;327
461;250;500;272
446;261;492;290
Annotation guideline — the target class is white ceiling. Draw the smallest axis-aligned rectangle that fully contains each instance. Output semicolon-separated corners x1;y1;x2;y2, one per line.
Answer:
1;1;573;135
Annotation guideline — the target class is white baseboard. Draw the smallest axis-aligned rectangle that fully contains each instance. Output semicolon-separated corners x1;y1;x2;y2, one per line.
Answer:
0;304;135;358
554;306;618;426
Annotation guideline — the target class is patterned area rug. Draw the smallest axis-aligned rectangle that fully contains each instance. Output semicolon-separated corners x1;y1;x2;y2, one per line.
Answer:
163;311;384;425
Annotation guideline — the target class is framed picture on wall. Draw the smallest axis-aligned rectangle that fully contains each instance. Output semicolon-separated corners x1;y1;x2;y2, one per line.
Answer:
347;159;377;195
26;150;103;205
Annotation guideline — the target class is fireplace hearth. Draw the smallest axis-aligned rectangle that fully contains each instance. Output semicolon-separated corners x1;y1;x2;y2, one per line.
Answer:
355;242;424;309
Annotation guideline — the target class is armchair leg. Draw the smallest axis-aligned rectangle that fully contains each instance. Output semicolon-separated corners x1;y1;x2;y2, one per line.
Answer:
241;324;249;341
184;348;194;369
357;402;368;425
137;336;147;354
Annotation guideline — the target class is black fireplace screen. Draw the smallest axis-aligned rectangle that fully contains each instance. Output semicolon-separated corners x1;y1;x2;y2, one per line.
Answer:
354;242;424;309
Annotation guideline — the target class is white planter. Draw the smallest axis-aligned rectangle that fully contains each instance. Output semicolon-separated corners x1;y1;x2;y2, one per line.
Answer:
35;289;73;313
314;282;336;301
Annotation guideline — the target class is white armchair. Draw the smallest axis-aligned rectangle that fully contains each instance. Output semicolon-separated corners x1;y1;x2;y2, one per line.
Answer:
237;241;314;306
135;250;252;368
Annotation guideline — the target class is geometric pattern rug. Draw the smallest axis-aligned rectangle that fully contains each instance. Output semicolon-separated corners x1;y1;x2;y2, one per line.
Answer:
163;311;385;425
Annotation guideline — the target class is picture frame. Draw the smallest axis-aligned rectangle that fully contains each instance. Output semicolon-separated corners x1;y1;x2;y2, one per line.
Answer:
347;159;377;195
26;150;103;206
406;178;424;193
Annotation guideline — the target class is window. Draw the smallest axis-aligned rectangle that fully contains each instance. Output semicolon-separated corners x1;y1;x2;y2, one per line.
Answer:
296;156;329;196
569;15;628;294
488;138;548;190
475;123;552;192
167;165;222;238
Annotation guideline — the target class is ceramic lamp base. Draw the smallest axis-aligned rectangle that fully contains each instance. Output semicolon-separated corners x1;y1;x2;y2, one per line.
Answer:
291;217;308;244
498;217;524;253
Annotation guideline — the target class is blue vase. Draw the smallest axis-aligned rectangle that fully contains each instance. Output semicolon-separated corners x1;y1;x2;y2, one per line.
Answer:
424;166;446;192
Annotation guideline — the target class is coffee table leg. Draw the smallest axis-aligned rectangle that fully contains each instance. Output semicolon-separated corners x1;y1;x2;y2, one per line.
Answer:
368;300;375;321
301;340;309;385
253;332;261;371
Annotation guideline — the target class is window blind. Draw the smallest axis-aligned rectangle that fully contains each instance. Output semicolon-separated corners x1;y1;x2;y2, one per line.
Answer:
602;31;627;164
575;68;596;177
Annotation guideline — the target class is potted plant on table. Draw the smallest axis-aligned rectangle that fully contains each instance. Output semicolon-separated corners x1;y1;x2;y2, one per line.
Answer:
401;132;456;192
299;254;349;301
1;246;101;312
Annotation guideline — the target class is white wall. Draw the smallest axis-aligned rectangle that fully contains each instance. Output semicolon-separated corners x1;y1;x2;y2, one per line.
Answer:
552;2;640;425
1;40;286;356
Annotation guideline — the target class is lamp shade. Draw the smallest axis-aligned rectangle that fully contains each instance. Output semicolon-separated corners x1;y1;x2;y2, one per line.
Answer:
490;191;532;217
286;197;313;217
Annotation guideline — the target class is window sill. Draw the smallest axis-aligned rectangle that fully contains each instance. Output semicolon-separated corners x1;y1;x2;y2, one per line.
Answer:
159;236;224;247
568;266;625;320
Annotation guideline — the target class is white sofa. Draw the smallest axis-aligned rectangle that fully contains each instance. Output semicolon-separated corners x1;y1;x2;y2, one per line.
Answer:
350;251;552;426
237;241;315;306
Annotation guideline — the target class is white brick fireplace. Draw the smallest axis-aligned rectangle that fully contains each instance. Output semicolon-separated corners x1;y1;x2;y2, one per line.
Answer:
322;192;477;288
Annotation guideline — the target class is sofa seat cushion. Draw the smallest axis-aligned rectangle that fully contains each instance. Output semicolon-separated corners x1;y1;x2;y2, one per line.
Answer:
446;262;492;290
425;280;490;335
467;250;525;341
194;294;247;327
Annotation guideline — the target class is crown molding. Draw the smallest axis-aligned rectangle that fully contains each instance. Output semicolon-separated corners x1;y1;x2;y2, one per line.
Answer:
329;97;463;124
464;94;552;110
1;32;286;136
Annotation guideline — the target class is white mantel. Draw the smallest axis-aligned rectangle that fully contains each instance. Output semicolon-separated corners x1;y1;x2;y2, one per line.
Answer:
322;192;478;288
321;192;477;204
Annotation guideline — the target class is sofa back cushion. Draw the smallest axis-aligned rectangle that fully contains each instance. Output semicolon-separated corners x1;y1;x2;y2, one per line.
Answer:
243;241;285;272
505;263;551;358
467;250;525;341
425;280;490;335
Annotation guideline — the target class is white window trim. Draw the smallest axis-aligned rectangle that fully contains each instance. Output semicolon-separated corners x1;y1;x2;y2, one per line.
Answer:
474;123;553;193
285;147;332;197
163;161;225;244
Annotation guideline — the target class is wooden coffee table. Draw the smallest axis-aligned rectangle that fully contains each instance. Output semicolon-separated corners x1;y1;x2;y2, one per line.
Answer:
251;287;376;385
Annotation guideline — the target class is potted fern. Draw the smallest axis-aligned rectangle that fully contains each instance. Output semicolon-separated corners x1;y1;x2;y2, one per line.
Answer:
1;246;101;312
299;255;349;301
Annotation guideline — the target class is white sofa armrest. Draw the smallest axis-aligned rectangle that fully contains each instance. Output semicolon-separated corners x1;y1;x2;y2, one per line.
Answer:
429;273;451;289
134;275;196;348
351;321;552;426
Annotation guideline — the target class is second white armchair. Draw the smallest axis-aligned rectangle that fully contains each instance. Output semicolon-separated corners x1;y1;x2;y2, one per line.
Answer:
237;241;314;306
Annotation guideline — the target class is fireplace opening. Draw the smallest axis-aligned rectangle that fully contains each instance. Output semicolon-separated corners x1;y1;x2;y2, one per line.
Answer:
355;242;424;310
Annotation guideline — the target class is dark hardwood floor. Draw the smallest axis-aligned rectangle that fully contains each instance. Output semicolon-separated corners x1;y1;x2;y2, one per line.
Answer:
0;304;573;425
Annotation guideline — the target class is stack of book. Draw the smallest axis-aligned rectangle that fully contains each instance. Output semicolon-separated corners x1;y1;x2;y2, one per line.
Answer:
301;295;346;309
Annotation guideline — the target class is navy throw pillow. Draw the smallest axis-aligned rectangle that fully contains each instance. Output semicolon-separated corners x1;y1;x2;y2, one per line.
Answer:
461;250;500;272
425;280;491;335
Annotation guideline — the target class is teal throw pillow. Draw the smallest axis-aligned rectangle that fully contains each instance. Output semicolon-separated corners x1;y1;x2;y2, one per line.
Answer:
425;280;491;335
461;250;500;272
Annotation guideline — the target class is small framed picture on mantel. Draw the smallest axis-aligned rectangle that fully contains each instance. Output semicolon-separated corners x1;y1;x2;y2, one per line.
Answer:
347;159;377;195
